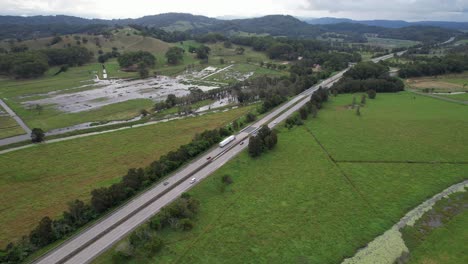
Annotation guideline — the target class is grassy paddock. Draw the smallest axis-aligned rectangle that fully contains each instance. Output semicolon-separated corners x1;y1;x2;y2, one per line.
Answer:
0;105;253;247
309;92;468;162
0;104;25;139
366;37;420;49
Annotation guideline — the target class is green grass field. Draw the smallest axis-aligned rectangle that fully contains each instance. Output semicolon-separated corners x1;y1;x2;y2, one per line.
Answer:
309;92;468;162
95;92;468;264
366;37;420;49
0;106;254;247
0;104;25;139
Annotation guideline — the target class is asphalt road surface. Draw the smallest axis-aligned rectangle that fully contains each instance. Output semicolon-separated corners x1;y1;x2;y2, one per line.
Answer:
0;99;31;145
34;53;396;264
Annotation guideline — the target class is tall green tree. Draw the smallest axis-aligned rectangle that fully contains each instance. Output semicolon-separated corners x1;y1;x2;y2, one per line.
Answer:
165;47;184;65
31;128;45;143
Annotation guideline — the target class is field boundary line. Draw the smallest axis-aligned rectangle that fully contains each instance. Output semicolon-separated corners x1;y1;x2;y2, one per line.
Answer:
336;160;468;164
302;126;379;214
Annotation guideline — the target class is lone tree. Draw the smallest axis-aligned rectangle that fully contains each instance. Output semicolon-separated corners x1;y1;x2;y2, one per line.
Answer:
222;174;233;185
351;96;357;109
195;45;211;60
367;89;377;99
166;94;177;107
31;128;45;143
248;136;263;157
356;105;361;116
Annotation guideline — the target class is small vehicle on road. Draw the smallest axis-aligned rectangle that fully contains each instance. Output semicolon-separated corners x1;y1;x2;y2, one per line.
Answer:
240;141;244;145
190;178;197;184
163;181;169;186
206;156;212;160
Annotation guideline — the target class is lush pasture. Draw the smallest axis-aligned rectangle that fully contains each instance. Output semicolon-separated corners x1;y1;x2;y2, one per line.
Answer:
0;104;25;139
96;92;468;264
366;37;420;49
309;92;468;162
0;106;253;247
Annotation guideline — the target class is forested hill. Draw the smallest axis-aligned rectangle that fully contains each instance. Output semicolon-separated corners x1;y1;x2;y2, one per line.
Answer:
305;17;468;31
320;23;461;43
193;15;323;38
0;13;462;43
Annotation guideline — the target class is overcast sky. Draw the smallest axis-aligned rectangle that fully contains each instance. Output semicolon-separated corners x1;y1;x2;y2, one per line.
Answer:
1;0;468;21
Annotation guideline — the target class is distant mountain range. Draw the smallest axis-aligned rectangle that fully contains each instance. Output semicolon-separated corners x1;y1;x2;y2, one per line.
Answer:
0;13;464;42
303;17;468;31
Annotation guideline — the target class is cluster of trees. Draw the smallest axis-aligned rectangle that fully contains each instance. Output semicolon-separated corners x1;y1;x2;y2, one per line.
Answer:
118;51;156;78
194;45;211;60
118;51;156;68
194;32;226;43
165;47;185;65
113;193;199;262
153;87;233;114
0;51;48;78
398;54;468;78
344;61;389;80
332;62;404;94
248;125;278;157
42;46;93;66
0;126;230;263
97;48;120;63
0;46;93;78
332;77;404;94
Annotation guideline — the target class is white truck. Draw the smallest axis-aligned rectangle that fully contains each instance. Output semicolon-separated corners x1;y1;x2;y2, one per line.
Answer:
219;135;236;148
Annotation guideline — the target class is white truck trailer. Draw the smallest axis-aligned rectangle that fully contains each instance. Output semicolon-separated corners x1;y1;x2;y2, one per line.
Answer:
219;135;236;148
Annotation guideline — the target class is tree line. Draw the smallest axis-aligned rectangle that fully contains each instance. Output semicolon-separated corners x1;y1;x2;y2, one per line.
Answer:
397;54;468;78
331;61;404;94
248;125;278;157
285;87;329;129
0;46;93;78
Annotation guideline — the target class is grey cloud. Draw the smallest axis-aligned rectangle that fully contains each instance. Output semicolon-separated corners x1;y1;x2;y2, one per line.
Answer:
301;0;468;20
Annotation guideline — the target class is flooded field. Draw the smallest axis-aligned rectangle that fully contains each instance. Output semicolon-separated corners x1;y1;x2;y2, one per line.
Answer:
22;74;221;113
